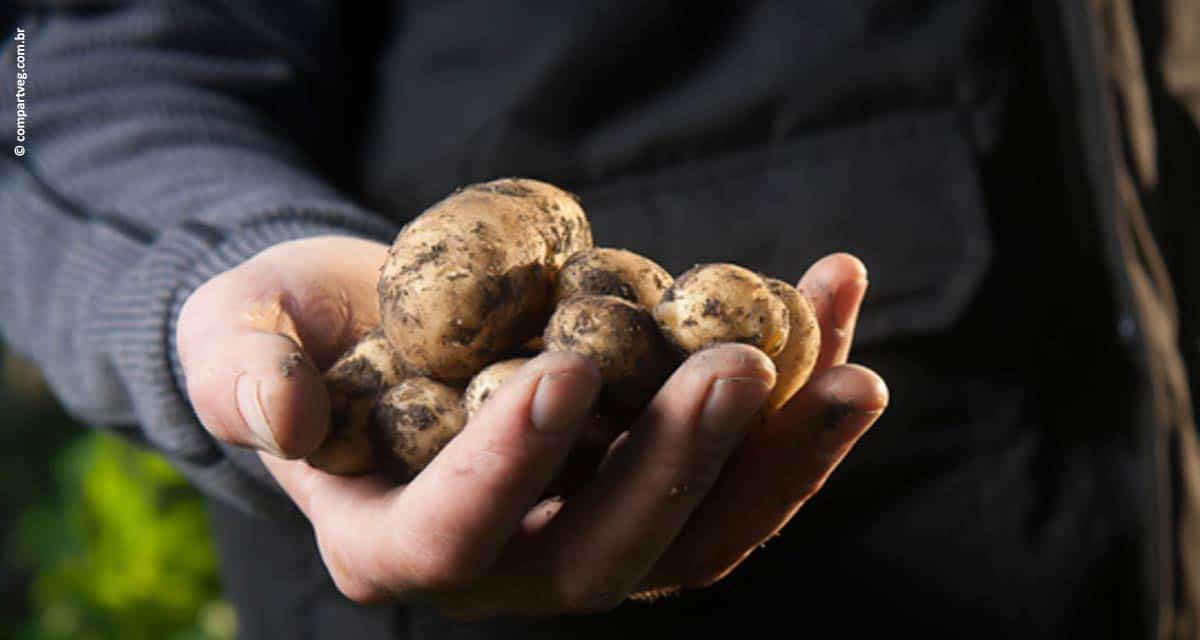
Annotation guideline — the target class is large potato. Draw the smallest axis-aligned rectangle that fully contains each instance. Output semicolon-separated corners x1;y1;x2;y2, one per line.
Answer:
379;178;592;382
653;263;789;357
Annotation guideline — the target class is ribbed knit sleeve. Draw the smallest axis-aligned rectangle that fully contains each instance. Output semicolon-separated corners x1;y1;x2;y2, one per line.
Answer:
0;4;397;517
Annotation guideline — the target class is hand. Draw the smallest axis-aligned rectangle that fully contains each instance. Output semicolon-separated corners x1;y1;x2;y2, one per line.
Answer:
177;240;888;617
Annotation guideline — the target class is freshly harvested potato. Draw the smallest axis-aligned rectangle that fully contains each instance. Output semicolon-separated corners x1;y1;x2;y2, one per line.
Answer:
379;178;592;382
763;278;820;414
544;295;675;418
463;357;530;418
653;263;789;358
553;248;672;311
370;377;468;482
307;329;411;474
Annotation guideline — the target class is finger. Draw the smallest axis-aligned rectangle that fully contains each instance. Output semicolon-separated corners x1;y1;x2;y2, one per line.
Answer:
642;364;887;590
390;351;601;591
182;325;329;458
259;453;403;602
502;344;774;613
176;237;386;457
797;252;868;371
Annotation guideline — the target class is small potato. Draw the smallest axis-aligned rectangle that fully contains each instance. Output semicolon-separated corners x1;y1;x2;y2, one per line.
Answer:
763;278;820;414
370;377;468;483
554;248;673;311
307;329;411;475
463;358;530;418
653;263;789;358
544;295;675;418
379;178;592;382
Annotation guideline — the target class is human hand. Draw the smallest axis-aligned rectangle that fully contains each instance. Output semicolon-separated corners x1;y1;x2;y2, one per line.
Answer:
177;240;887;617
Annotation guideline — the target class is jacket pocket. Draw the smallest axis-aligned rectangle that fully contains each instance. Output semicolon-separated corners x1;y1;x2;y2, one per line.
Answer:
575;108;992;344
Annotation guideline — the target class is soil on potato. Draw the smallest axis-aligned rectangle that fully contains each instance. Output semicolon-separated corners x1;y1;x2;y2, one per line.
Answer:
328;356;385;395
577;268;637;303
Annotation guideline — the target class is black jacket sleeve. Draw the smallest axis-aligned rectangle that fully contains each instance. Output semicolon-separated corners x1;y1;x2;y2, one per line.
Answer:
0;2;396;517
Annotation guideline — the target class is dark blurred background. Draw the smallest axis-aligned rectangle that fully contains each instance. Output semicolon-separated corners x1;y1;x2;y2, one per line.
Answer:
0;338;235;640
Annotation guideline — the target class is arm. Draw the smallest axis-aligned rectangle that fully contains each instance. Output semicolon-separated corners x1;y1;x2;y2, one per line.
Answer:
0;2;393;516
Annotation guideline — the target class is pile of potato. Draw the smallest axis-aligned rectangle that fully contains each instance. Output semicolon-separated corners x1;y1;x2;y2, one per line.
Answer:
306;178;820;484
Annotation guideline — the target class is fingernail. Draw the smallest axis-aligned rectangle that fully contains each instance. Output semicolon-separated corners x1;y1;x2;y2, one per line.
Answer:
700;377;771;440
530;370;599;433
236;373;282;455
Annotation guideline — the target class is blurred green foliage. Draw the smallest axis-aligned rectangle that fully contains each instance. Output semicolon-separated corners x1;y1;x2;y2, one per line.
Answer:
1;345;234;640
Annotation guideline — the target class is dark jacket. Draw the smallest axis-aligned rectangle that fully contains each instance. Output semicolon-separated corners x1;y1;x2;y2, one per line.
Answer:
2;1;1198;638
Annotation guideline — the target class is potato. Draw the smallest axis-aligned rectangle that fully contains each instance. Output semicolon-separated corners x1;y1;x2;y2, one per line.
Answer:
544;295;675;418
379;178;592;382
463;357;530;418
653;263;789;358
370;377;468;482
763;278;820;414
553;248;672;311
307;329;411;474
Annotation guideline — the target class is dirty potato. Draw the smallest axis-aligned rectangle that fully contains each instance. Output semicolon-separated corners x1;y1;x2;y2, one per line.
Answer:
378;178;592;382
307;328;411;475
553;247;672;311
653;263;790;358
462;357;530;418
763;278;820;414
544;295;675;418
370;377;468;483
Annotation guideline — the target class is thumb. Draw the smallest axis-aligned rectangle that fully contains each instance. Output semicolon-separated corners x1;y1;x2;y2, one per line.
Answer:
175;236;391;458
177;273;331;458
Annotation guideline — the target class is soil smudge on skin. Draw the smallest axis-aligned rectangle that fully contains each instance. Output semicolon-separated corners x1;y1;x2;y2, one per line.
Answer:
279;352;306;379
823;401;859;430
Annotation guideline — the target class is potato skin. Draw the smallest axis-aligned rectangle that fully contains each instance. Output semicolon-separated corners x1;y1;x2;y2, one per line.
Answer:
463;358;530;418
544;295;674;418
553;248;673;311
379;178;592;382
370;377;468;483
653;263;789;357
307;329;411;475
763;279;820;414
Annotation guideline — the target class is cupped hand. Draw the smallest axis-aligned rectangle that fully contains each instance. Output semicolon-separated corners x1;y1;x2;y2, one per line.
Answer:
177;238;887;617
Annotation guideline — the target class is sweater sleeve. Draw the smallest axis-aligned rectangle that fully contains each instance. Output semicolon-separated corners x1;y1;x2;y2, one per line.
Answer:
0;3;397;518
